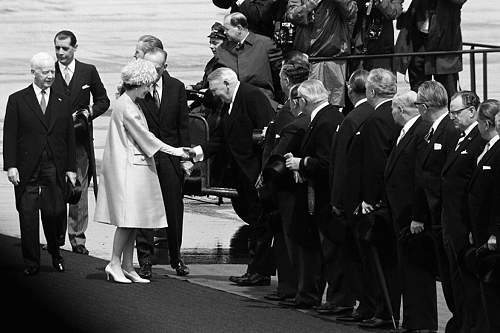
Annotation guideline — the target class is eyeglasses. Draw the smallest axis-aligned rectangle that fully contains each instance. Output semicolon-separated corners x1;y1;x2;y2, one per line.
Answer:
414;102;428;109
449;106;471;116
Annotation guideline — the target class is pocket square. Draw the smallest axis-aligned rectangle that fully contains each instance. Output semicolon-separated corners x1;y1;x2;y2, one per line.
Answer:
275;134;280;139
460;150;468;155
57;97;62;102
356;131;361;135
81;84;90;90
483;165;492;170
434;143;442;150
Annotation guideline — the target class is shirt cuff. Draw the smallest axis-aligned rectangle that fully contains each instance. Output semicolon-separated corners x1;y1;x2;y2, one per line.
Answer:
193;145;204;162
235;0;246;6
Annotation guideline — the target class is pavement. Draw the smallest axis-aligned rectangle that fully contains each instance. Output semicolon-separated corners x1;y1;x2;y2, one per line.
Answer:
0;172;453;332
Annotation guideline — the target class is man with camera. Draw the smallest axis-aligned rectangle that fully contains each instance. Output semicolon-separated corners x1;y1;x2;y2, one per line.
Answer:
52;30;110;255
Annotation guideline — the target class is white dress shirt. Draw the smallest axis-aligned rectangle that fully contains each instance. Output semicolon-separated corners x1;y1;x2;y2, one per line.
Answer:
32;83;50;105
58;59;75;82
397;115;420;145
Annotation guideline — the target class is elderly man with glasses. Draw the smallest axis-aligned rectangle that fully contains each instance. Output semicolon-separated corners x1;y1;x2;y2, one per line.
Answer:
440;90;488;332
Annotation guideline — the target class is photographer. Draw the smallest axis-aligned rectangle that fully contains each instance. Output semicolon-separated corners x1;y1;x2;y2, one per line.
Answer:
286;0;357;107
52;30;110;255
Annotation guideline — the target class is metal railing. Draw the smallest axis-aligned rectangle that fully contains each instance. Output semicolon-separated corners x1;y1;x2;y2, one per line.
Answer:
309;42;500;101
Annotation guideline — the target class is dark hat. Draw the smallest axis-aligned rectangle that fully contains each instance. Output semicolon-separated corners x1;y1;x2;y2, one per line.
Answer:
208;22;226;40
262;154;288;187
65;178;82;205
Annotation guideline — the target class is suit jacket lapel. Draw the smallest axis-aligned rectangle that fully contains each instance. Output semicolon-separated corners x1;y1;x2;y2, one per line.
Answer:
422;115;449;165
442;126;479;174
385;117;421;178
470;140;500;186
224;87;241;134
69;60;82;105
300;106;327;152
23;86;48;129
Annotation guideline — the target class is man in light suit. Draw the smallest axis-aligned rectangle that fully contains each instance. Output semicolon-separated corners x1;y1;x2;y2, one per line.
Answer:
133;37;192;278
412;80;461;333
385;91;437;332
3;52;77;275
441;91;487;333
191;67;275;286
52;30;110;255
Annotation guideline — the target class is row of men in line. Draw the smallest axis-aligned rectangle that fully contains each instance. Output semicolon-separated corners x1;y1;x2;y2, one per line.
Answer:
3;31;192;278
205;0;466;109
187;49;499;332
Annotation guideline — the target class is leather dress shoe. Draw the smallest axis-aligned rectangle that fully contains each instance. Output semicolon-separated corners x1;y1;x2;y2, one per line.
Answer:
235;273;271;286
278;299;315;309
263;292;294;301
174;261;189;276
72;245;89;255
52;258;65;272
229;272;250;283
138;262;152;279
23;266;39;276
359;317;397;329
314;304;354;315
336;311;369;323
390;329;436;333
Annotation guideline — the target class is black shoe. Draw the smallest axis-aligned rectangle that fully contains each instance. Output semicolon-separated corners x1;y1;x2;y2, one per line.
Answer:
23;266;39;276
235;273;271;286
278;299;315;309
229;272;250;283
52;258;65;272
315;304;354;315
336;311;369;323
174;261;189;276
263;292;293;301
72;245;89;255
138;263;152;279
359;317;397;329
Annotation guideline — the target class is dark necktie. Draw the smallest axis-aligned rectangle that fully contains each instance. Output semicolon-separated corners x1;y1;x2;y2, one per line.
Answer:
425;127;434;143
153;84;160;109
40;89;47;114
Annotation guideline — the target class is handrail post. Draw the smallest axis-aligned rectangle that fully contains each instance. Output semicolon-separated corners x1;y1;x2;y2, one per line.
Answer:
483;52;488;100
470;45;476;94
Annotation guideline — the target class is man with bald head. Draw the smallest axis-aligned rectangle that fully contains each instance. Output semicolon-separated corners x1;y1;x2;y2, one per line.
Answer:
385;91;437;332
3;52;77;276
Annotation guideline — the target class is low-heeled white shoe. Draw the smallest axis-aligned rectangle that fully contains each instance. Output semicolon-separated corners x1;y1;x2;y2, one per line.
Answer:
105;264;132;283
122;269;150;283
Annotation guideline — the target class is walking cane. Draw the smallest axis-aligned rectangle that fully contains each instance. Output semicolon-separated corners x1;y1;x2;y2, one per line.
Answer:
87;108;98;199
370;245;398;330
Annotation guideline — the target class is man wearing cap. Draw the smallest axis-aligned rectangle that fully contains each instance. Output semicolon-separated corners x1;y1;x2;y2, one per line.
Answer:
190;22;227;91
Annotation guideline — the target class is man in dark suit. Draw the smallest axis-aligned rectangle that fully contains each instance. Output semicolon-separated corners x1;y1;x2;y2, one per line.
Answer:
347;68;400;330
412;80;460;332
133;40;192;278
260;55;310;301
331;69;377;322
3;52;77;275
280;79;344;309
385;91;437;332
441;91;487;333
396;0;467;98
468;99;500;333
191;67;275;286
212;0;279;38
52;30;110;255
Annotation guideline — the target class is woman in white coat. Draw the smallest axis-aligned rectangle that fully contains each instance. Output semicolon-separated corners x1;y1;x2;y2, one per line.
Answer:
94;59;189;283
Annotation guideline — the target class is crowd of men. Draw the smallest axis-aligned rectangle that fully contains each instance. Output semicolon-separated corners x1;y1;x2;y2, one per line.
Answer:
3;0;498;332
